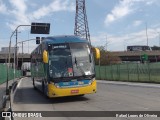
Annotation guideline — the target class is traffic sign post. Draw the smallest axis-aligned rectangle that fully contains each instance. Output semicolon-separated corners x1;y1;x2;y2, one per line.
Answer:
31;23;50;34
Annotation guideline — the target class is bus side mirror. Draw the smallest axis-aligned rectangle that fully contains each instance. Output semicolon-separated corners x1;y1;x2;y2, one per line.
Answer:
43;50;48;63
95;48;100;59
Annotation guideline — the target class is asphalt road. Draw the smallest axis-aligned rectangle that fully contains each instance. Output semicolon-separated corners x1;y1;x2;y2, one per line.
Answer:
10;77;160;120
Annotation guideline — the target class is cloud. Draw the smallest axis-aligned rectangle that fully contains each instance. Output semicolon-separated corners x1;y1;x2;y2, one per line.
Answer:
104;0;156;26
104;0;135;25
133;20;142;27
6;0;75;31
31;0;75;20
9;0;27;13
0;0;7;14
91;27;160;51
146;1;154;5
7;0;30;30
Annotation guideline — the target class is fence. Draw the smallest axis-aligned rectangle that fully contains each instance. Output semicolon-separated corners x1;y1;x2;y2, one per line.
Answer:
95;62;160;83
0;64;22;84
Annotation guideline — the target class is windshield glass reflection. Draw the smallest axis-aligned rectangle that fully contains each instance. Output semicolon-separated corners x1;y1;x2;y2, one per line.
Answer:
48;43;95;80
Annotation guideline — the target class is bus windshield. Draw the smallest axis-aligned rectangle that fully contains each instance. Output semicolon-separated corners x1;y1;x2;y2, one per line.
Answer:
70;43;94;77
48;43;95;81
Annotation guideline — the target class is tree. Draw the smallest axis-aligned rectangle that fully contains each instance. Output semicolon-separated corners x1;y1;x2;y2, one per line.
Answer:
92;46;121;65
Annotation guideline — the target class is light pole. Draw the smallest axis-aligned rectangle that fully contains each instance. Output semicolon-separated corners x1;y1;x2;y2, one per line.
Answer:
9;25;31;68
123;40;127;51
13;39;36;79
7;23;48;93
145;22;149;46
9;24;49;68
105;35;109;51
154;31;160;48
157;32;160;47
7;25;32;94
22;42;24;70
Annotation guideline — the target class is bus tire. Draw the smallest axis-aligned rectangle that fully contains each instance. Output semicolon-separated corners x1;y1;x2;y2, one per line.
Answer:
33;78;36;90
42;81;49;99
45;91;50;99
45;94;50;99
42;81;45;94
76;94;85;97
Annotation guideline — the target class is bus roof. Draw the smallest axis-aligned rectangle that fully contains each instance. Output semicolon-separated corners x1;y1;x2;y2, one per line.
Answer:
42;35;88;44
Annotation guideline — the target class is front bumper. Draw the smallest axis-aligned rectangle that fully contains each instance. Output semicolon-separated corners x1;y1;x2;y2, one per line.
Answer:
47;80;97;98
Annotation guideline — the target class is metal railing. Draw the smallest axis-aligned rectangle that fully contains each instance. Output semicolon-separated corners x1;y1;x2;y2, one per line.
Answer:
95;62;160;83
0;64;22;84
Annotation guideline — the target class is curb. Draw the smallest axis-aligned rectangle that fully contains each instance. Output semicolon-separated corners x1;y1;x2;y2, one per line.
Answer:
1;77;24;120
97;80;160;88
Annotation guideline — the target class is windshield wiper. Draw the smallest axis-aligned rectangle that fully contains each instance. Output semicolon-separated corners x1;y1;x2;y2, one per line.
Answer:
76;63;87;78
89;54;92;63
52;77;72;83
74;57;94;79
74;74;95;80
85;74;95;79
75;57;77;66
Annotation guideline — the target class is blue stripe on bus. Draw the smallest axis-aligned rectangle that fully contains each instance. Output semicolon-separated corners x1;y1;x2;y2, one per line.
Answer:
58;80;90;87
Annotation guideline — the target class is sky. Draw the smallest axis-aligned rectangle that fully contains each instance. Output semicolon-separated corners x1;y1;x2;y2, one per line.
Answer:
0;0;160;53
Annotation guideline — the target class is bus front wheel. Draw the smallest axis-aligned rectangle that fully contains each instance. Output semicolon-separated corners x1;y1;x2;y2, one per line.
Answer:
76;94;85;97
32;78;36;90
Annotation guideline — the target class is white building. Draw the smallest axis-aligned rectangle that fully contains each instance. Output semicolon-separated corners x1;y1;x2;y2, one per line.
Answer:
0;47;19;54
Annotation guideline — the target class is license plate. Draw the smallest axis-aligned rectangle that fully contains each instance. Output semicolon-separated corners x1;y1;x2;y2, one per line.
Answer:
71;89;79;94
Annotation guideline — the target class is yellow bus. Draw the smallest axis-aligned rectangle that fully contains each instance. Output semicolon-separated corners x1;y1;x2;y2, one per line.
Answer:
31;35;100;98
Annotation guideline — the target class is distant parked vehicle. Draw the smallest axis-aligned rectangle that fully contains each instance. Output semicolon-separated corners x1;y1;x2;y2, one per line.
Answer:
127;45;152;51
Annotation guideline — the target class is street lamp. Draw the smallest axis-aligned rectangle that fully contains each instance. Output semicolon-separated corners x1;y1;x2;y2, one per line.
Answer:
7;25;32;94
13;39;36;79
7;23;50;94
145;22;149;46
105;35;110;51
9;24;50;69
154;30;160;48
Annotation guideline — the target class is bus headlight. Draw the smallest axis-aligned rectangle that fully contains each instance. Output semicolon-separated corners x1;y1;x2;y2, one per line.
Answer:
89;78;96;85
54;83;60;88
